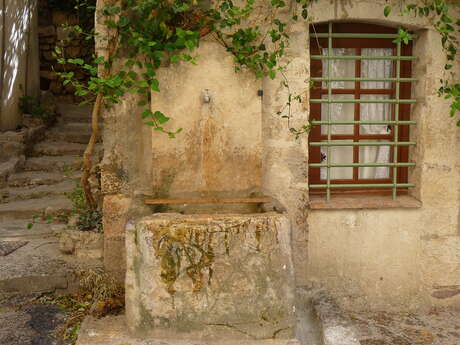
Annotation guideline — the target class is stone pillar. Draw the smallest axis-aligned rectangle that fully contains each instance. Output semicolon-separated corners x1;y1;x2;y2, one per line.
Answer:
102;194;131;281
262;17;310;286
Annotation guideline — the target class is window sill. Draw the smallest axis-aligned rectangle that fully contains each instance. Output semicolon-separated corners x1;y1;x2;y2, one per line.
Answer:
309;195;422;210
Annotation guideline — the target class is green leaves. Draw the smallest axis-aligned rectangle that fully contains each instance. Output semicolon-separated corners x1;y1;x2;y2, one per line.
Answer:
390;0;460;124
393;29;413;45
384;5;392;17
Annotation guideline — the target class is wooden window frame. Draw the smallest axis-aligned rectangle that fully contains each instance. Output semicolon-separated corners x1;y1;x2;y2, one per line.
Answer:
309;22;413;196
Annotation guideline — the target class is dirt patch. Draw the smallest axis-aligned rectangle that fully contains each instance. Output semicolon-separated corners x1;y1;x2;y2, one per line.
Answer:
350;308;460;345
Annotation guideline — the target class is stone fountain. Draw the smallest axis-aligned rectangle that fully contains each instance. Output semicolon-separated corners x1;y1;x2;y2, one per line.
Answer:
77;41;305;345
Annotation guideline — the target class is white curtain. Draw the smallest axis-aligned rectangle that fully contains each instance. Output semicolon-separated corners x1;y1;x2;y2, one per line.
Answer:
320;48;392;180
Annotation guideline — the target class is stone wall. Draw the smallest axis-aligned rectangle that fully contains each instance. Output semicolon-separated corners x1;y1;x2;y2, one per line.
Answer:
98;0;460;312
37;0;94;102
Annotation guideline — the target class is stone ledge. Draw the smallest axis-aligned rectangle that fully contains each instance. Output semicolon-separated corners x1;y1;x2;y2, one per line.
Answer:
309;195;422;210
76;315;301;345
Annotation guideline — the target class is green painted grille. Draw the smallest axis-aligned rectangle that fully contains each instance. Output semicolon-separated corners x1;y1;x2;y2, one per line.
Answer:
309;23;416;201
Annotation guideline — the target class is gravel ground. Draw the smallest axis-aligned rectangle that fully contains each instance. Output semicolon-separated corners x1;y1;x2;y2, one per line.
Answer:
350;307;460;345
0;295;69;345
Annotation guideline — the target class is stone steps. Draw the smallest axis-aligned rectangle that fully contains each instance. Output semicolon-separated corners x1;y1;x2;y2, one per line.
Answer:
33;141;102;157
7;171;76;188
23;155;82;172
1;180;77;203
0;196;73;220
46;128;100;144
57;103;93;123
0;102;102;298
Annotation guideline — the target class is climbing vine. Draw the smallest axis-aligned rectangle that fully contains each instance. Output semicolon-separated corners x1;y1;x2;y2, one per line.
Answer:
53;0;460;208
385;1;460;125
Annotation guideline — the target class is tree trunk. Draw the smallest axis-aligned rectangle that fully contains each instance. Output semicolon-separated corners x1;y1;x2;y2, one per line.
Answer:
81;0;120;210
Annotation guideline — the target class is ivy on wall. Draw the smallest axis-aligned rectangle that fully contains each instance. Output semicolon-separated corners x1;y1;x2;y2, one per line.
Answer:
385;1;460;125
53;0;460;208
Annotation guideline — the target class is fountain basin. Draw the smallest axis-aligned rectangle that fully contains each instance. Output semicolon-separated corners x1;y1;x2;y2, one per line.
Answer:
125;212;296;341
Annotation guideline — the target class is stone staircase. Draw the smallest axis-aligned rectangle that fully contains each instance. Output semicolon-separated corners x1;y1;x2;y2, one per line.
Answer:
0;104;100;221
0;103;103;298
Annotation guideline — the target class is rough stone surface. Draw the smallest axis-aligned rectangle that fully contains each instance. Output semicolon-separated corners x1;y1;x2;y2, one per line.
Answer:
97;0;460;314
0;241;28;256
304;1;460;312
0;219;102;297
0;196;73;220
0;296;68;345
76;315;301;345
59;229;103;260
102;194;132;280
351;308;460;345
150;42;262;199
312;291;360;345
126;213;296;339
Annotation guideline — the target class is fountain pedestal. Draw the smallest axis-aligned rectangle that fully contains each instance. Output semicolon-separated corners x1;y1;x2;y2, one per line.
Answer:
125;212;296;341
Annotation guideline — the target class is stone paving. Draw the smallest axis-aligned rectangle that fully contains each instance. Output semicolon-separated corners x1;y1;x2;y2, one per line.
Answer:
0;294;69;345
349;308;460;345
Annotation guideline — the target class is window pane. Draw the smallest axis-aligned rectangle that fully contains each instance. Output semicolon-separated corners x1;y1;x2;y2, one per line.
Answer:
359;140;391;179
320;141;354;180
321;94;355;135
322;48;355;89
361;48;393;89
360;95;392;135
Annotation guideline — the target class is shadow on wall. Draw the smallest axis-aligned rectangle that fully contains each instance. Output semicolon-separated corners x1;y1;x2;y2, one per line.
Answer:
0;0;37;131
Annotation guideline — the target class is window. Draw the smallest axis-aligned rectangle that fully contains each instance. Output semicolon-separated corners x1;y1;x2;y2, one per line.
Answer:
308;22;416;201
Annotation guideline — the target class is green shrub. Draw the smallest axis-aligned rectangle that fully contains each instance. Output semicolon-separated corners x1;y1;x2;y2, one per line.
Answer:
66;184;103;232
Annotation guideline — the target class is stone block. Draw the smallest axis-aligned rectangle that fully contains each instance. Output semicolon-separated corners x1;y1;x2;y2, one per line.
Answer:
42;50;56;62
53;11;79;26
65;46;81;58
102;194;132;238
40;70;58;80
59;229;103;260
126;213;295;340
56;26;77;42
102;195;132;280
76;315;301;345
49;80;63;94
38;25;55;37
103;236;126;283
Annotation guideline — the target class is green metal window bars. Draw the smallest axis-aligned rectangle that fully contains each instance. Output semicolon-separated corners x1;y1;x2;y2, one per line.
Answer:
309;23;417;201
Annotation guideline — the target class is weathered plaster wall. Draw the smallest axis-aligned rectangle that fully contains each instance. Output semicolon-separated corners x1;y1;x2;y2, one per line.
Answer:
0;0;40;131
306;0;460;312
99;0;460;311
150;42;263;200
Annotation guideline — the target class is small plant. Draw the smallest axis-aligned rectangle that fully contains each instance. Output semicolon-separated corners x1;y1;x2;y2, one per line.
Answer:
66;184;87;213
66;184;103;232
77;209;103;232
18;95;50;119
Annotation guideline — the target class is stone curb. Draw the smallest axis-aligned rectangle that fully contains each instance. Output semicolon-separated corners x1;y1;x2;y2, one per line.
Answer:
76;315;303;345
312;291;361;345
